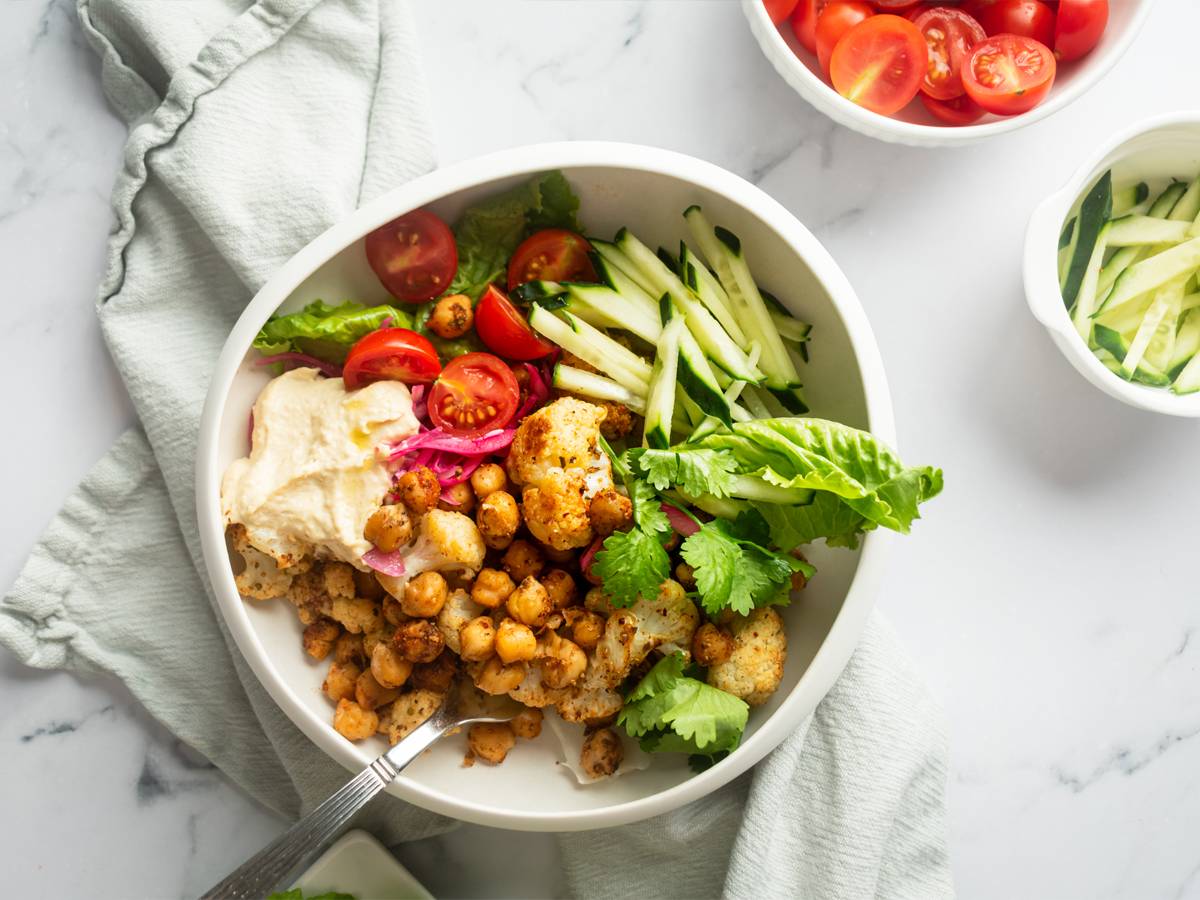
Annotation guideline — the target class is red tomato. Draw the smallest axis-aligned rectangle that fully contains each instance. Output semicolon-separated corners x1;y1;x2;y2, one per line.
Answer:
816;1;875;74
976;0;1056;45
921;91;986;124
428;353;521;438
963;34;1056;115
764;0;801;24
912;7;986;100
961;0;1000;16
474;285;555;361
872;0;922;7
1054;0;1107;61
829;15;927;116
343;328;441;390
364;210;457;303
506;229;596;291
789;0;827;54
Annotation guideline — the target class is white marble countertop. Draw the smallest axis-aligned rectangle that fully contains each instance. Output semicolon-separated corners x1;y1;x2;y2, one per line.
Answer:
4;1;1200;897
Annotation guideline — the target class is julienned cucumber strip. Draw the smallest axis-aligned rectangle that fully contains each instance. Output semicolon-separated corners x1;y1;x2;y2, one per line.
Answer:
1102;236;1200;312
553;364;646;412
644;309;685;449
1168;175;1200;223
1122;279;1182;378
679;242;748;345
1096;182;1188;300
1106;216;1194;247
1063;171;1113;312
1072;222;1109;338
1173;346;1200;393
1093;324;1171;386
1170;310;1200;376
528;305;650;393
1058;216;1078;289
1112;181;1150;217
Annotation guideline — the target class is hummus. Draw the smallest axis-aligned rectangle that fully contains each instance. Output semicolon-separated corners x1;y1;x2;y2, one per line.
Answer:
221;367;419;569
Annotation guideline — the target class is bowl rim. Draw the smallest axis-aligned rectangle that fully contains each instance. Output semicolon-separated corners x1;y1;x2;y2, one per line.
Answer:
196;141;897;830
741;0;1156;146
1023;110;1200;418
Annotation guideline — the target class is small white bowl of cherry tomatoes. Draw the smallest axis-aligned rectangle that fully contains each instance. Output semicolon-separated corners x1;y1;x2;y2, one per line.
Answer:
744;0;1154;146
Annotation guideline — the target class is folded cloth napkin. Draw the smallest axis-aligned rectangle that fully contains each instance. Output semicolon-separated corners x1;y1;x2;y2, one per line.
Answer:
1;1;953;896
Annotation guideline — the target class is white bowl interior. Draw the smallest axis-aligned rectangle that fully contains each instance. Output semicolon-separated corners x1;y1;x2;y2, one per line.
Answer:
207;152;891;828
743;0;1153;145
1029;115;1200;417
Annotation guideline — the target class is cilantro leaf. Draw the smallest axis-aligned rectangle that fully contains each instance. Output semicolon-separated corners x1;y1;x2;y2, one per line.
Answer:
630;447;739;498
592;527;669;608
681;518;811;616
618;653;749;755
628;478;671;536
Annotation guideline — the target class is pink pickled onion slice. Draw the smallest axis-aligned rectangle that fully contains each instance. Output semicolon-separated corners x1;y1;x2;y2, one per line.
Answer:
515;361;552;419
363;548;407;577
437;455;483;486
255;352;342;378
580;535;604;574
389;426;515;460
661;502;700;537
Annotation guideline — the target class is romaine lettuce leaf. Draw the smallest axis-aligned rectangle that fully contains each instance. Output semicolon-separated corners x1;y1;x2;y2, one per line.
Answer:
447;171;580;300
252;300;413;363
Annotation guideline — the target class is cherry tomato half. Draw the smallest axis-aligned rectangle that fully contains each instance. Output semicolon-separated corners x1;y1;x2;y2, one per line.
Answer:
920;91;986;124
475;285;555;361
428;352;521;438
912;6;986;100
962;34;1056;115
365;210;457;303
1055;0;1107;61
872;0;923;7
343;328;441;390
507;229;597;291
763;0;801;24
789;0;828;54
830;15;928;116
961;0;1000;18
976;0;1056;46
816;1;875;75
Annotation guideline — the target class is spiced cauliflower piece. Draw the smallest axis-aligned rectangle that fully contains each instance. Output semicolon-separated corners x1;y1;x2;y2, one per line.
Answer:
375;509;486;599
706;607;787;707
234;542;294;600
436;588;484;656
376;689;444;745
505;398;614;551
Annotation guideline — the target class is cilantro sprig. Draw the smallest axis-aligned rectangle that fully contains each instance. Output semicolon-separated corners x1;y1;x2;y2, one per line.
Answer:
591;478;671;607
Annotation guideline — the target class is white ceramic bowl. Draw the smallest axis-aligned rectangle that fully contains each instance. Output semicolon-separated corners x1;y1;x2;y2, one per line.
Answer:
1024;112;1200;417
742;0;1155;147
196;142;897;830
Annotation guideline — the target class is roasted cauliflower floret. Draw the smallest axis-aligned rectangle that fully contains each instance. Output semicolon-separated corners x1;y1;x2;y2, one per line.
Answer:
375;689;444;745
234;542;294;600
706;607;787;706
592;579;700;686
436;588;484;656
376;509;486;598
506;397;611;488
521;469;594;551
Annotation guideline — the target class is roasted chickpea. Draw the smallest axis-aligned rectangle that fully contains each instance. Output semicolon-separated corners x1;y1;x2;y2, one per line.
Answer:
791;549;810;591
402;571;449;618
584;586;616;616
467;722;516;764
382;594;406;627
438;481;476;515
363;504;413;553
410;650;458;693
507;576;553;627
580;728;623;778
302;618;340;660
393;619;445;663
539;542;575;565
353;567;386;600
495;618;537;664
322;660;361;703
333;698;378;741
426;293;473;339
362;627;390;659
511;707;544;740
470;567;515;609
474;655;526;695
540;632;587;689
459;616;497;662
370;641;413;689
692;622;735;667
588;488;632;537
355;668;400;711
502;539;545;582
396;467;440;515
568;609;604;651
540;568;578;610
469;463;508;499
476;490;520;550
674;561;696;590
334;632;365;666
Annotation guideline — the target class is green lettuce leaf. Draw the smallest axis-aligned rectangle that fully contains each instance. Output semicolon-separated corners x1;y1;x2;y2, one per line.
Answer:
252;300;413;363
447;171;581;299
618;653;749;757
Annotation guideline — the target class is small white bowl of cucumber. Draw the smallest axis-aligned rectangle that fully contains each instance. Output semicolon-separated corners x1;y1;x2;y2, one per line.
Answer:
1025;111;1200;417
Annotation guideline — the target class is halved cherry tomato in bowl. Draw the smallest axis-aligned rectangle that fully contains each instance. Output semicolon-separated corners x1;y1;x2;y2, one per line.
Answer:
912;6;986;100
1054;0;1107;61
920;91;986;124
962;34;1055;115
763;0;801;25
365;209;457;303
343;328;442;390
830;15;928;116
788;0;828;54
428;352;521;438
507;229;597;291
976;0;1056;46
816;1;875;75
475;285;555;361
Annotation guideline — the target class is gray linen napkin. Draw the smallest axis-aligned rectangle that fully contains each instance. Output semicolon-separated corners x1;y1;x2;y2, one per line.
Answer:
2;1;953;896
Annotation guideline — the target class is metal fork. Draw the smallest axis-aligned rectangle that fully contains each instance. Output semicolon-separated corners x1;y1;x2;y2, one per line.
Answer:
198;694;514;900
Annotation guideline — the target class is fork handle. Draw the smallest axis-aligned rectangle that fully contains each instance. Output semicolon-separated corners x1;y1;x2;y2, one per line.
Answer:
198;714;447;900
